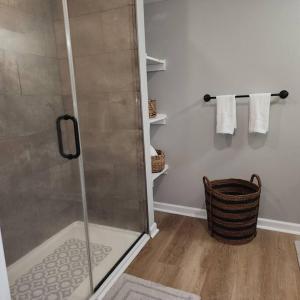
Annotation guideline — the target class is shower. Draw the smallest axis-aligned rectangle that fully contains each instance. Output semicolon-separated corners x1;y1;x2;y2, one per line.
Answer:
0;0;148;299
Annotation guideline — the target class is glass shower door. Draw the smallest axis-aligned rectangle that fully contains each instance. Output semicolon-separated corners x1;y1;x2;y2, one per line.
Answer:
0;0;148;298
0;1;93;299
62;0;148;291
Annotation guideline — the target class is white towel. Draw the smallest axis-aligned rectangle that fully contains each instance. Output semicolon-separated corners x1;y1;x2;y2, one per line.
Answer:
216;95;237;134
249;93;271;134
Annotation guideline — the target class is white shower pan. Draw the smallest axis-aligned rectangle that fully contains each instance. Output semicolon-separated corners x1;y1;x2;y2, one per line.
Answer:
8;222;140;300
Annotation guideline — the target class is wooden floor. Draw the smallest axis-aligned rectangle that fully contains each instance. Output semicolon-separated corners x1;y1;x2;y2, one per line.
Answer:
127;212;300;300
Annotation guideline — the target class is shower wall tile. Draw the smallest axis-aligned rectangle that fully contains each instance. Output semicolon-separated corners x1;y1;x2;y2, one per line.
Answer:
80;129;141;166
51;0;134;21
43;19;58;58
80;131;113;165
0;130;64;179
0;95;63;137
0;7;43;56
102;6;135;51
3;52;21;95
0;175;83;265
8;0;52;18
0;5;57;57
54;21;67;59
73;55;109;94
74;50;136;94
0;161;81;204
58;59;71;95
108;90;139;130
0;136;33;177
0;50;4;93
25;161;82;202
54;6;135;59
66;0;134;18
84;163;115;201
17;54;61;96
107;50;138;91
113;163;140;207
77;94;110;132
70;13;104;57
28;130;65;173
62;95;73;114
51;0;63;21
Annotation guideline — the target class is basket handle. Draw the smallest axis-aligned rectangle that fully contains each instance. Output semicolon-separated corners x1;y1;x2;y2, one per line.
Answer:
250;174;262;188
203;176;211;188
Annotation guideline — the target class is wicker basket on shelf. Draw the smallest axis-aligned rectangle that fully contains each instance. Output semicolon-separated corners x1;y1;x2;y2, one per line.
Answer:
203;174;261;245
151;150;165;173
148;99;157;118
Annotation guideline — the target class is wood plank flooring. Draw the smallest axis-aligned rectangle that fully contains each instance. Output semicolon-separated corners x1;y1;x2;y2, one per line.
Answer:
126;212;300;300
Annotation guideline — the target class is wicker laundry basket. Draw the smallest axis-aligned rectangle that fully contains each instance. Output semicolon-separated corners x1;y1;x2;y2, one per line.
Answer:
203;174;261;245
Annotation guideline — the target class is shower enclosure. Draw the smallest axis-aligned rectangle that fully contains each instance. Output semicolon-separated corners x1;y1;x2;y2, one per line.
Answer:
0;0;148;299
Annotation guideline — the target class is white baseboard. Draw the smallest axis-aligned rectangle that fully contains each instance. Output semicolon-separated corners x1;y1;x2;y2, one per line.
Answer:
90;234;150;300
149;222;159;238
154;202;300;236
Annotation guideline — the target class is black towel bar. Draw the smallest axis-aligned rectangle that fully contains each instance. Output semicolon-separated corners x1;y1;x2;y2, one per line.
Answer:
203;90;289;102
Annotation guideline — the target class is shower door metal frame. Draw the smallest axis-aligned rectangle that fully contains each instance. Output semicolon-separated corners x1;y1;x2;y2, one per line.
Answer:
61;0;153;295
91;1;159;296
61;0;94;294
61;0;153;297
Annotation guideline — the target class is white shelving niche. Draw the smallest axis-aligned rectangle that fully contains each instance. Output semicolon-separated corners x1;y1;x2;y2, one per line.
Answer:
146;55;167;72
149;113;167;125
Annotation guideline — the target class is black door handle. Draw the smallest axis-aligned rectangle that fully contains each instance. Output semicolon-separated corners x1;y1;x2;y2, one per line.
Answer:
56;114;81;160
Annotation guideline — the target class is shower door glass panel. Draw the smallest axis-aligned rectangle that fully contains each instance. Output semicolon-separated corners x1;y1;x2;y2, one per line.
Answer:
64;0;148;289
0;1;92;299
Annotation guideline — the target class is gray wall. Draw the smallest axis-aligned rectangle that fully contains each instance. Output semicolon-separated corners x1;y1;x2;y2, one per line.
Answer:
145;0;300;223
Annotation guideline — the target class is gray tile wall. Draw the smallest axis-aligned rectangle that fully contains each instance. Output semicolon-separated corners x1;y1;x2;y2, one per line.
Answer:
53;0;147;232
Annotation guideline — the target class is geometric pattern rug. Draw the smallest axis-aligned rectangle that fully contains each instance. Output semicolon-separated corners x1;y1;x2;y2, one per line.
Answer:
103;274;200;300
295;241;300;269
10;239;112;300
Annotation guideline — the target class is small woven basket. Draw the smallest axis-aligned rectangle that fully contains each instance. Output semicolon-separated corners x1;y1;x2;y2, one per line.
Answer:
151;150;165;173
203;174;261;245
148;99;157;118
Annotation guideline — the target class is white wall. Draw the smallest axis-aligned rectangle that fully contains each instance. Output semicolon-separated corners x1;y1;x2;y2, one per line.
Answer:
145;0;300;223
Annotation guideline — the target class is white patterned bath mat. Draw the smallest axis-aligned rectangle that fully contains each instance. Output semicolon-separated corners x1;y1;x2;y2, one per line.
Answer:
103;274;200;300
10;239;111;300
295;241;300;269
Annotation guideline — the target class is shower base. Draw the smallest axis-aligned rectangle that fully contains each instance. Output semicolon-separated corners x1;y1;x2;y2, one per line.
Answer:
7;222;140;300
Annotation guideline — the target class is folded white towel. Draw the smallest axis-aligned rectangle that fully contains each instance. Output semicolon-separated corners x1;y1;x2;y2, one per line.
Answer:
249;93;271;134
216;95;237;134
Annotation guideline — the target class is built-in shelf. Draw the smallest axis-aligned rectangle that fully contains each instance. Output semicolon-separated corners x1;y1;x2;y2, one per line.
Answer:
146;55;167;72
152;164;169;181
149;113;167;125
